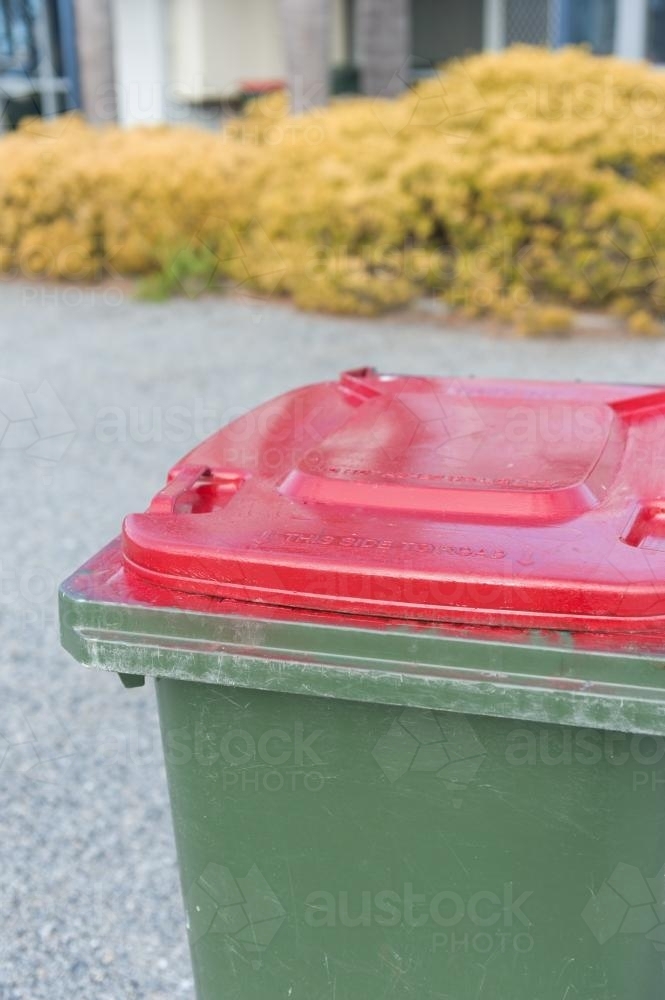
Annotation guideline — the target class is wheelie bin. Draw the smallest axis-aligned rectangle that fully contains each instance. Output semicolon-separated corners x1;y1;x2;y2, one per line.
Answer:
60;368;665;1000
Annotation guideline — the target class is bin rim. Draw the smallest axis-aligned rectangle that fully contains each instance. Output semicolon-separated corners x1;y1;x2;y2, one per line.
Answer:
59;540;665;737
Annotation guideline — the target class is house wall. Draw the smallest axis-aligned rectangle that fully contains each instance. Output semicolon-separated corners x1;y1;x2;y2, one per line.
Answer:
170;0;347;103
111;0;167;123
170;0;286;102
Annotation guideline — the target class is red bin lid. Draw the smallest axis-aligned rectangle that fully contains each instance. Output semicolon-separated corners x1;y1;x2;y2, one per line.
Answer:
122;368;665;634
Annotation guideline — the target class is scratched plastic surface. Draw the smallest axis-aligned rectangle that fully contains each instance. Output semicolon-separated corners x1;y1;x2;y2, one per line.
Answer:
123;368;665;633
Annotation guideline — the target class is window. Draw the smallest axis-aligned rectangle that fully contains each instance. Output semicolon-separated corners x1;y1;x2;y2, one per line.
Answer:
505;0;550;46
567;0;616;55
0;0;41;74
648;0;665;62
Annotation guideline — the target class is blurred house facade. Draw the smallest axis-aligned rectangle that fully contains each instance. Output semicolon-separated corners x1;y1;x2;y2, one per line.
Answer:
3;0;665;127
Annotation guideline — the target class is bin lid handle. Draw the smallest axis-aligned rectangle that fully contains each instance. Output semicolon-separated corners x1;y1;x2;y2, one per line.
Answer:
148;465;211;515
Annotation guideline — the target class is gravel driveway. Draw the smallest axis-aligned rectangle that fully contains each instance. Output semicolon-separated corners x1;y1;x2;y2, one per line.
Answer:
2;281;665;999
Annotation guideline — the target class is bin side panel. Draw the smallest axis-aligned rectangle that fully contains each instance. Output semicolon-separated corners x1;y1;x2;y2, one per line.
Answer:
156;678;665;1000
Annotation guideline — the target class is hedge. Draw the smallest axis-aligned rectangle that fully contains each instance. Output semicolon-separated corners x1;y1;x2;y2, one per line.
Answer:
3;45;665;332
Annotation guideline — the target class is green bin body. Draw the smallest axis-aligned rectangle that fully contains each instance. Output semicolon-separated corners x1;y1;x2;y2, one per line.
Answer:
60;541;665;1000
60;372;665;998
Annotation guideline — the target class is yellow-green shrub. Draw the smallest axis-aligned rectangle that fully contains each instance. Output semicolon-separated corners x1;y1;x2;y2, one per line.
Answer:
516;304;574;336
3;46;665;328
628;309;662;336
